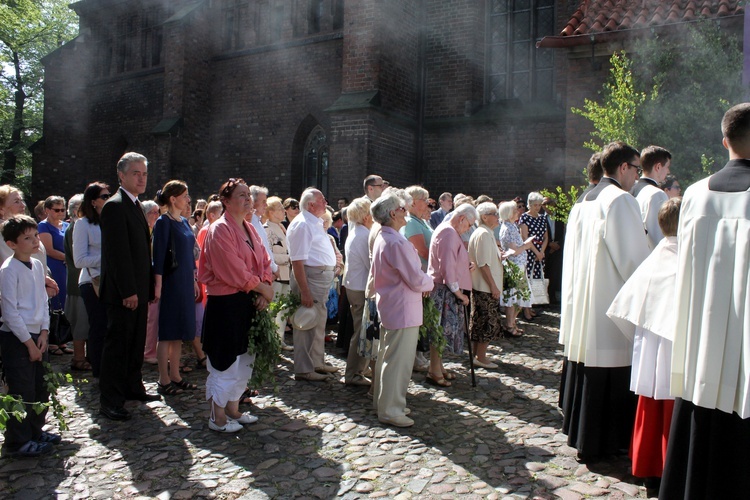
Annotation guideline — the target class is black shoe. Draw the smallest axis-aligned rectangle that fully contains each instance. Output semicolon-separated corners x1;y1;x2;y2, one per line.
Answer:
128;392;161;402
99;405;132;421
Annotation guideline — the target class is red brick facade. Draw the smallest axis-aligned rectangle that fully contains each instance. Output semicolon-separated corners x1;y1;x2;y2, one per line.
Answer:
34;0;599;203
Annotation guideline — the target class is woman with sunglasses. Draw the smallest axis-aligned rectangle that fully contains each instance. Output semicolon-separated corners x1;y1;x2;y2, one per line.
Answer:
38;196;71;355
72;182;111;377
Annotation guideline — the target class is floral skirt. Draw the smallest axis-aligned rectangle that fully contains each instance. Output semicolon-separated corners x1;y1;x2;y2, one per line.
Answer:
469;290;503;343
430;284;466;354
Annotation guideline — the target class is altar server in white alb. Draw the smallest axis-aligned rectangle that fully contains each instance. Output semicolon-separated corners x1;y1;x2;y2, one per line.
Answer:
630;145;671;250
558;141;651;461
660;103;750;499
607;197;681;485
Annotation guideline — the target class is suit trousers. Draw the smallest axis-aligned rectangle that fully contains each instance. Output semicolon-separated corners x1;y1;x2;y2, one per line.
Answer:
99;302;148;407
0;332;48;450
344;288;368;381
374;326;419;420
291;266;334;374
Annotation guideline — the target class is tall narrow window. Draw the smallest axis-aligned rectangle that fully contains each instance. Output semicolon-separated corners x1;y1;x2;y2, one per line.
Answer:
271;4;284;42
303;126;330;198
332;0;344;30
487;0;555;102
309;0;324;34
222;0;247;50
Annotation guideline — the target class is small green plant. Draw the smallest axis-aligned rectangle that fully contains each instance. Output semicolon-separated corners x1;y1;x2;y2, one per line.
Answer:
539;185;582;225
420;295;447;357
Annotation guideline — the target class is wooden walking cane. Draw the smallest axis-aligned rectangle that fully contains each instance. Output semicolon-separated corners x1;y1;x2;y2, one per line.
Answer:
461;301;476;387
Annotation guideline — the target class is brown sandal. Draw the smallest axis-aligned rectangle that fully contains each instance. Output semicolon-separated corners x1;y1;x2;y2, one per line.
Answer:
425;373;452;387
70;359;92;371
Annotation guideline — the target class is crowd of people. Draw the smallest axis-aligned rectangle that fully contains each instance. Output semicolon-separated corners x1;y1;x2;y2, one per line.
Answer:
0;103;746;499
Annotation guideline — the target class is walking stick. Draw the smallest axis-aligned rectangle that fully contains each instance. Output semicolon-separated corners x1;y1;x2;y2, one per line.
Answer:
462;301;476;387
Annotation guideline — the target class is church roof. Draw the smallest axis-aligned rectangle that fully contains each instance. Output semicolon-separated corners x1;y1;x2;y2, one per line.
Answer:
538;0;744;48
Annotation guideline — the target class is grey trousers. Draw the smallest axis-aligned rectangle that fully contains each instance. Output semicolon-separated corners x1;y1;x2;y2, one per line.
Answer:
291;266;334;374
373;326;419;420
344;288;368;382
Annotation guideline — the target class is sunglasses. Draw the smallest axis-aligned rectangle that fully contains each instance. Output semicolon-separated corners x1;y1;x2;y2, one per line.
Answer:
98;193;111;200
50;208;66;213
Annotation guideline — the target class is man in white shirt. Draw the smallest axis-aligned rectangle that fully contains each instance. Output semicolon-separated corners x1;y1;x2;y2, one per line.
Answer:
287;188;337;381
559;141;650;461
631;146;671;250
249;185;278;277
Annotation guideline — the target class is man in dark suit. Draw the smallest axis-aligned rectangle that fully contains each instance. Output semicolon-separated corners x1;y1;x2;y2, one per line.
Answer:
429;192;452;229
98;152;158;420
542;197;565;305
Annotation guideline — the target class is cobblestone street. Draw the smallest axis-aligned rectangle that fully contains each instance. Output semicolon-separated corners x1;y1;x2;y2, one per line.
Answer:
0;308;652;499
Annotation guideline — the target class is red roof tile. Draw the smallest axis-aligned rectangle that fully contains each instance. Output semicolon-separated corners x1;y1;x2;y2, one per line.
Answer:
560;0;744;37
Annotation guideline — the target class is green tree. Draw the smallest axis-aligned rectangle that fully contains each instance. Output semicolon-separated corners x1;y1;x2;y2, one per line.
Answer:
571;21;743;187
0;0;77;186
572;51;655;151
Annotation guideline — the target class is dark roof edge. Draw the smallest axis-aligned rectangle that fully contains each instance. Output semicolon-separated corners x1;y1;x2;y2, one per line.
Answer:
537;13;743;49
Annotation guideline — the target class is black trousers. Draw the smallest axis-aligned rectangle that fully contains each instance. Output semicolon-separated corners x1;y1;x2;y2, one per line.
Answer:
79;283;107;377
99;302;148;408
0;331;49;450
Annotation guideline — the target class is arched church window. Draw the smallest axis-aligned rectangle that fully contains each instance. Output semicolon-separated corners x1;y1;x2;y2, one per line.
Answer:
303;126;329;198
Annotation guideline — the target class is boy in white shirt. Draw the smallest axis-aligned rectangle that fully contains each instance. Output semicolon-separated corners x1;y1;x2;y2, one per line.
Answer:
0;215;59;457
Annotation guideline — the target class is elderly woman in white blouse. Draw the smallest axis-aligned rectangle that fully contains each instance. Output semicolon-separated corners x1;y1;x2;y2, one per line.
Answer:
342;197;373;387
264;196;293;351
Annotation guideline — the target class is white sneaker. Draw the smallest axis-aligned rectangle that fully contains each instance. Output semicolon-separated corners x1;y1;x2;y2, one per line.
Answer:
230;412;259;425
209;418;243;433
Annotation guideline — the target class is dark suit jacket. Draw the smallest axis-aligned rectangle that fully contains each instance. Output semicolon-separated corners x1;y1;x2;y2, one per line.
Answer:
99;187;154;305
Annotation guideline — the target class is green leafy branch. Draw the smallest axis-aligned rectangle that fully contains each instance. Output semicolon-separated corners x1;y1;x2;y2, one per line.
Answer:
247;295;283;388
502;260;531;303
0;361;72;431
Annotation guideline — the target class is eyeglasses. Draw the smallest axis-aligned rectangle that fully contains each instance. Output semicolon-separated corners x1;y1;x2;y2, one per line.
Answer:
669;185;681;190
51;208;66;213
627;163;643;176
98;193;111;200
395;206;406;212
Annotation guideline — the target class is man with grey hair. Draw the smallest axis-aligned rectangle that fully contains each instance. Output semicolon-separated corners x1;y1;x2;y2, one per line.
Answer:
287;188;337;381
99;152;159;421
249;185;278;278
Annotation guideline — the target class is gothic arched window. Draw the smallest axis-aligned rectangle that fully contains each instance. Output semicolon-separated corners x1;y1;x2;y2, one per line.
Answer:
303;126;329;197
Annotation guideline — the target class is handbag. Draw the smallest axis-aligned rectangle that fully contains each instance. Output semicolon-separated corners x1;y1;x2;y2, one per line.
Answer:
528;267;550;305
49;307;72;346
164;223;179;275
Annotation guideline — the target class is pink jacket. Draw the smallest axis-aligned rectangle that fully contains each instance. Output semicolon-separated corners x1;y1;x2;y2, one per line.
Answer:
427;223;472;290
371;226;434;329
198;215;273;296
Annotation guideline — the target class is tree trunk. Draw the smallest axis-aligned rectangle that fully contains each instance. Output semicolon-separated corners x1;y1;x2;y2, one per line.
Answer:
2;50;24;185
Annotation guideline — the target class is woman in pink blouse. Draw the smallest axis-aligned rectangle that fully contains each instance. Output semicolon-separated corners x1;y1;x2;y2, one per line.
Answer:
371;192;434;428
198;179;274;433
425;203;478;386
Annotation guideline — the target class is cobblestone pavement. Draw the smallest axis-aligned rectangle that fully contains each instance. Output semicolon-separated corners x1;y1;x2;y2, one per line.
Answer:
0;307;654;499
